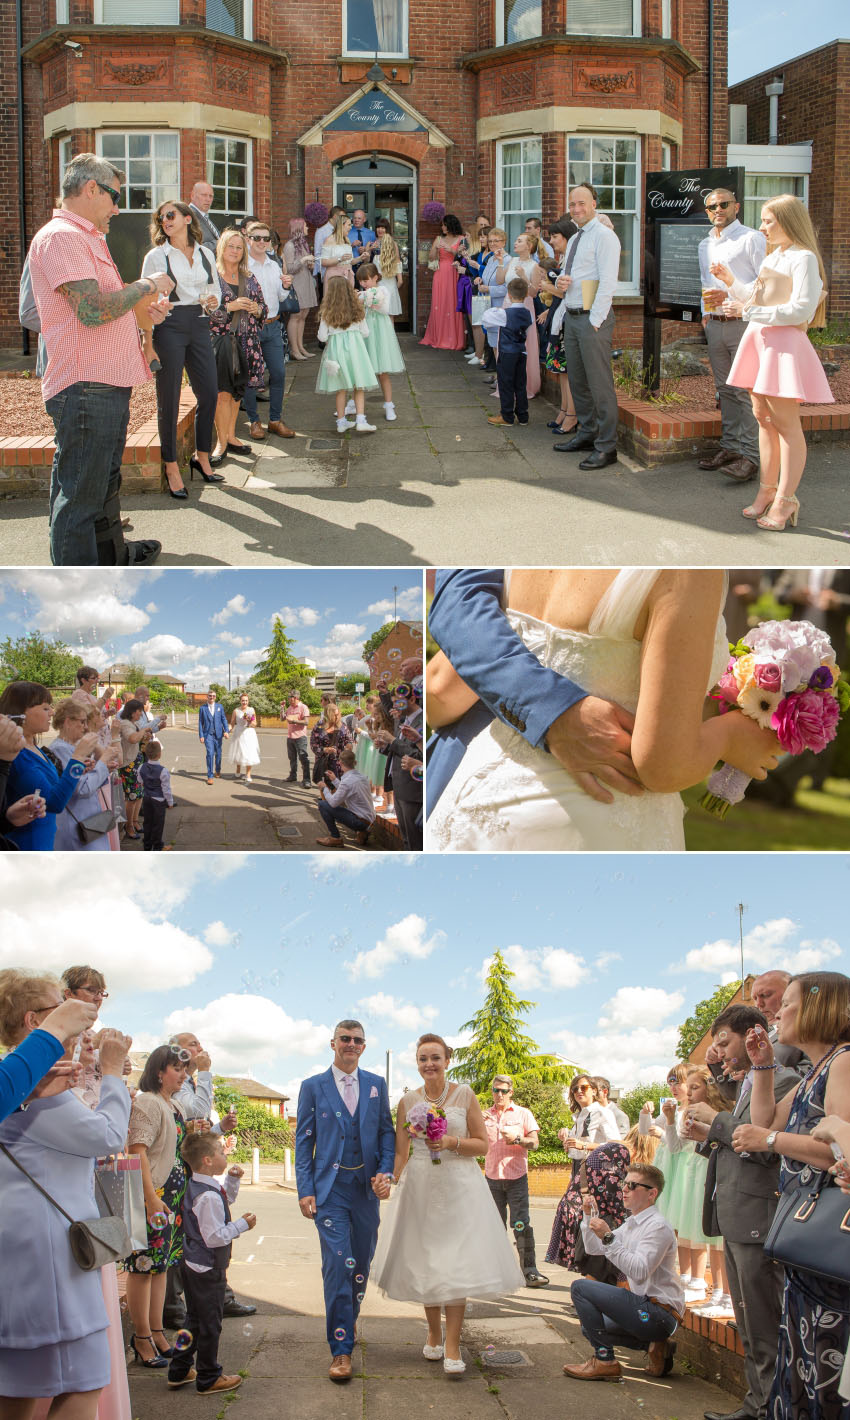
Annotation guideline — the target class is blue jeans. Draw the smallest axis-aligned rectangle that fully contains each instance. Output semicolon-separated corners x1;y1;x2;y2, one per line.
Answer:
243;321;286;423
202;734;224;777
571;1278;678;1360
318;798;371;839
45;381;131;566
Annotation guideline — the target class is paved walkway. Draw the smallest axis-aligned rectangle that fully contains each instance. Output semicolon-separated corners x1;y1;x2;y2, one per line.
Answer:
127;1184;741;1420
4;338;848;566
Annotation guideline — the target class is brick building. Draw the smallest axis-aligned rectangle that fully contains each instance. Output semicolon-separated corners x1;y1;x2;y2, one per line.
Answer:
729;40;850;319
3;0;728;347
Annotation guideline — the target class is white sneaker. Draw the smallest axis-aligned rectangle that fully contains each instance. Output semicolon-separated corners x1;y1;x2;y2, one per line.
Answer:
685;1283;707;1302
383;403;397;421
355;418;376;433
443;1356;465;1376
336;418;354;432
344;399;356;416
423;1343;444;1361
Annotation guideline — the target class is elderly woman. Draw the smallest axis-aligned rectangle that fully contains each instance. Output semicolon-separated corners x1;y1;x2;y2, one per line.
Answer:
546;1075;629;1275
50;699;120;852
0;682;99;851
71;667;114;719
209;228;267;463
114;699;151;843
0;969;131;1418
0;976;96;1122
124;1045;189;1369
282;217;318;358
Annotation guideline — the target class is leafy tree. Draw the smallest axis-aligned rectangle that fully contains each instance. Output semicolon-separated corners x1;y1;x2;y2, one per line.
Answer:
336;673;369;697
618;1081;669;1126
451;950;577;1094
208;682;227;700
0;633;82;688
212;1079;292;1162
499;1078;573;1149
253;617;312;685
678;980;741;1058
147;678;189;709
121;662;148;694
362;622;395;663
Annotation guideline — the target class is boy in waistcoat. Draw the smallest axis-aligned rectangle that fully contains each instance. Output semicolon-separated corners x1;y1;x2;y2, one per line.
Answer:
139;740;173;851
482;276;533;427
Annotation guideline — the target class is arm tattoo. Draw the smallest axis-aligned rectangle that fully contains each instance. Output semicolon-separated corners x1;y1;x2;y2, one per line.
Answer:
57;278;153;328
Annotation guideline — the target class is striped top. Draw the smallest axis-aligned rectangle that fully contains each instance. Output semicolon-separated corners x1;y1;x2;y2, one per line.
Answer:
28;208;151;401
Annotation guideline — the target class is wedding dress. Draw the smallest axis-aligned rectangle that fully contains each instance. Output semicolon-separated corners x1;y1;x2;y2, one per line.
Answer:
427;570;729;852
371;1084;525;1306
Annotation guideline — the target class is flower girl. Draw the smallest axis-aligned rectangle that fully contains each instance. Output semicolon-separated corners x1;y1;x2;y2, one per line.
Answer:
357;263;406;421
316;276;379;434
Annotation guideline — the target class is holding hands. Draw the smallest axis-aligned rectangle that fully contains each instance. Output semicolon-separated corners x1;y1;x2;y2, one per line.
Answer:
372;1173;392;1199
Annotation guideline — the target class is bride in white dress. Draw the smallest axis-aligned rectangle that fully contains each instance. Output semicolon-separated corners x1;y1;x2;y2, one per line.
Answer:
227;694;261;782
427;569;782;852
371;1034;523;1375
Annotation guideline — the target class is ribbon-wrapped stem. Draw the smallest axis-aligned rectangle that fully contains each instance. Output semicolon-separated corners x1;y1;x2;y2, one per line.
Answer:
699;762;753;820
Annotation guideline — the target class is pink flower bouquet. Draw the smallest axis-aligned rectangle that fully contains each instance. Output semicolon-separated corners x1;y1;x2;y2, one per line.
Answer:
701;619;849;819
405;1100;448;1164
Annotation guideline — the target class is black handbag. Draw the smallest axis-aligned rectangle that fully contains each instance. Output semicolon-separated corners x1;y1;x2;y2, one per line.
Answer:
763;1168;850;1284
65;802;117;844
281;285;300;314
0;1142;131;1270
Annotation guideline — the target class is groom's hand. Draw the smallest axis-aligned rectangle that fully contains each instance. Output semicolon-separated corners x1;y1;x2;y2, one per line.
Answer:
299;1195;317;1218
545;697;642;802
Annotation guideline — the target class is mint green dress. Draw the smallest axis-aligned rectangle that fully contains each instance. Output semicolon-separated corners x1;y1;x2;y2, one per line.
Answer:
363;300;405;375
316;318;378;394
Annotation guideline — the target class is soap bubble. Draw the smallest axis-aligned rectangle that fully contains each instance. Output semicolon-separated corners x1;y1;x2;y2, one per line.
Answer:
345;1257;356;1269
174;1329;193;1351
387;648;402;660
243;1323;253;1337
356;1291;365;1303
513;1220;525;1232
323;1219;332;1229
410;763;424;782
484;1344;495;1353
355;1274;365;1284
334;1328;346;1342
638;1310;649;1323
149;1211;169;1231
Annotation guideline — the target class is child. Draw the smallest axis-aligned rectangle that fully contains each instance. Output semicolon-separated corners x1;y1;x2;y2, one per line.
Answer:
316;275;379;434
167;1131;257;1395
357;262;406;421
138;740;173;851
483;275;533;427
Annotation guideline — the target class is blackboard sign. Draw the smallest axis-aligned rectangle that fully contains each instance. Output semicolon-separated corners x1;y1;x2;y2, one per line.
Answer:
658;223;707;307
326;92;426;133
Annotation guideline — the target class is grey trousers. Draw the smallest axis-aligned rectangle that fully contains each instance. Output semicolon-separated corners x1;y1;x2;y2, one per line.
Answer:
724;1238;784;1418
561;310;619;454
704;317;760;462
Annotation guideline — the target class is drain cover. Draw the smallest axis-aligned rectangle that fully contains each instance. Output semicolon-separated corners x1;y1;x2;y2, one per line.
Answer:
481;1350;531;1367
276;825;301;837
306;437;342;451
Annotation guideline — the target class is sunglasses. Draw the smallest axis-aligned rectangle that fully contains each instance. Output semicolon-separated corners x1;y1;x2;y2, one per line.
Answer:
624;1180;654;1192
97;181;121;206
338;1034;365;1045
706;200;733;212
492;1087;511;1094
159;209;182;223
249;234;271;242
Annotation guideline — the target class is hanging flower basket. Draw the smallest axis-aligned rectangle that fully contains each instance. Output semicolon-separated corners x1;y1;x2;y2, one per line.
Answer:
421;200;446;224
304;201;329;228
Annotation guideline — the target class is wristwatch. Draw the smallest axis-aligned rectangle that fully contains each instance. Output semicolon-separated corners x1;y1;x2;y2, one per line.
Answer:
765;1131;778;1150
601;1230;615;1246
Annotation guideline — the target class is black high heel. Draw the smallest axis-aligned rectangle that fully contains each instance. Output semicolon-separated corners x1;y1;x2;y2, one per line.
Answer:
164;473;188;501
130;1334;169;1369
151;1328;175;1358
190;457;224;485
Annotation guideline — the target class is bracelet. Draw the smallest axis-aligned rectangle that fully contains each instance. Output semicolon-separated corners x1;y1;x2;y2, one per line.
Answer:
453;1137;462;1155
752;1062;779;1071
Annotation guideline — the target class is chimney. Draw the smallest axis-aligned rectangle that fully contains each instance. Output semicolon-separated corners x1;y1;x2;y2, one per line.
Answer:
765;76;784;144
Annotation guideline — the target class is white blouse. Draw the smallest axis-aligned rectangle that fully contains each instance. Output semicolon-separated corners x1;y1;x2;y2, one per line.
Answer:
318;317;369;340
322;242;354;268
141;241;220;308
730;244;823;327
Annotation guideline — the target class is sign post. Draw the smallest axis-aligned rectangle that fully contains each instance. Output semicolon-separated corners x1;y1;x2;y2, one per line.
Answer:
642;167;744;393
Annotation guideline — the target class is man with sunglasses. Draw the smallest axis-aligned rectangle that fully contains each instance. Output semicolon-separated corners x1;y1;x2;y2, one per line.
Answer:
243;221;296;441
483;1075;548;1287
564;1163;684;1382
295;1022;394;1383
697;188;766;483
26;152;174;566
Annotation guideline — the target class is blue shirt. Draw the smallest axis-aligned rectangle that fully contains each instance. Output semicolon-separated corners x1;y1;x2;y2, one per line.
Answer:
0;1029;64;1123
5;744;86;850
349;225;377;259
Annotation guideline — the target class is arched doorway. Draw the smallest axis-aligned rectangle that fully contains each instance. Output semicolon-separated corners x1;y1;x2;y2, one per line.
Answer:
333;155;417;330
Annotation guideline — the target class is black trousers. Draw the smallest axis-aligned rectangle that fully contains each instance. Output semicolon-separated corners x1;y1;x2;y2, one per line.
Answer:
167;1265;226;1390
142;795;167;850
496;350;528;424
394;789;423;851
487;1174;531;1231
152;304;218;461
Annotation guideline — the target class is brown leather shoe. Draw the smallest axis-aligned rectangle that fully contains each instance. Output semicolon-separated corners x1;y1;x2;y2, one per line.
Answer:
646;1338;675;1377
722;456;759;482
329;1354;352;1382
562;1356;622;1381
249;421;266;439
199;1375;242;1394
697;448;737;470
267;420;296;438
316;836;346;848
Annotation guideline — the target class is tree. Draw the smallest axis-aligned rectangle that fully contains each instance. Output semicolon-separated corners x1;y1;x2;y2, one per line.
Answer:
336;673;368;697
618;1081;669;1126
122;662;147;695
208;682;227;700
0;633;82;688
451;950;577;1094
501;1078;573;1149
362;622;395;663
253;618;311;685
677;980;741;1059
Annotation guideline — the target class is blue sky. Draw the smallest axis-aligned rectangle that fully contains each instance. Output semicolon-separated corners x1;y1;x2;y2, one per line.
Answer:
4;853;847;1098
729;0;845;84
0;570;423;689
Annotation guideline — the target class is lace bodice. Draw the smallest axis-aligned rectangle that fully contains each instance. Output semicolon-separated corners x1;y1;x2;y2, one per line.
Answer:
405;1085;474;1164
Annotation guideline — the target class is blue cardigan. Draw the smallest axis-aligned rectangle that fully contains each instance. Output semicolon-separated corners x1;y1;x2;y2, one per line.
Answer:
0;1029;64;1122
4;745;85;850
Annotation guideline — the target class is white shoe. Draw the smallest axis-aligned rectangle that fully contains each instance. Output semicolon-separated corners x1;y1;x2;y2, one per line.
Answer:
443;1356;465;1376
685;1283;707;1302
344;399;356;416
336;418;354;432
423;1343;444;1361
355;418;376;433
383;402;397;421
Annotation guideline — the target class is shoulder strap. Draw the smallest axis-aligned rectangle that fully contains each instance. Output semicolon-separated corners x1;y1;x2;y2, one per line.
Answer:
198;247;213;284
0;1139;77;1223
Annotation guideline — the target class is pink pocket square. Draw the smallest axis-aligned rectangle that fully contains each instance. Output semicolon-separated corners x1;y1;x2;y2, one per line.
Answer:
370;1086;379;1098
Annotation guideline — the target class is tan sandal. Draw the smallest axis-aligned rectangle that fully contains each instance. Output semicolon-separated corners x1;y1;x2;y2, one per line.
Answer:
757;493;800;531
742;483;777;520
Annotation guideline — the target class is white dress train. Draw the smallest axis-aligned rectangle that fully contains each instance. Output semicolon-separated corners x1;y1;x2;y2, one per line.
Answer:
227;708;261;767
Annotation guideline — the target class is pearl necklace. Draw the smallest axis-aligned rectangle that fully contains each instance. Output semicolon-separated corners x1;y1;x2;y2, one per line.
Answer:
423;1079;450;1107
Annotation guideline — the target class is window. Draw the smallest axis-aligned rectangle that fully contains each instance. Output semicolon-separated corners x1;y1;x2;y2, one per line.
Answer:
95;0;179;20
206;0;253;39
206;135;252;216
55;0;69;21
495;0;542;45
744;173;808;231
661;0;671;38
661;141;673;171
568;134;640;290
343;0;407;56
58;137;73;189
96;132;180;210
497;137;543;247
566;0;639;37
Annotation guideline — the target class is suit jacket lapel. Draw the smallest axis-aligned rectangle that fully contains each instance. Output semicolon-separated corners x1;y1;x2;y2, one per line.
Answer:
320;1068;345;1131
357;1070;372;1131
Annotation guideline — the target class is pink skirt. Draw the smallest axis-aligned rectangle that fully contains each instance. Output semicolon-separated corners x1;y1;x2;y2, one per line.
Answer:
728;322;834;403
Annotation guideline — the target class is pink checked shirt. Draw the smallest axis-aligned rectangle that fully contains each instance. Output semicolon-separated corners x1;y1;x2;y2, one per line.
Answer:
28;208;151;401
484;1103;539;1180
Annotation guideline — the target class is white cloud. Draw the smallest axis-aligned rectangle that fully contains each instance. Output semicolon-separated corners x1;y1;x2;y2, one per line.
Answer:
272;606;321;628
674;918;843;976
203;921;238;947
211;595;254;626
364;586;422;619
303;635;369;674
346;914;445;979
595;952;622;971
145;602;159;614
358;992;439;1032
598;986;685;1032
483;944;591;992
6;570;154;641
328;623;366;643
163;994;329;1074
550;985;687;1088
217;633;250;648
129;634;210;672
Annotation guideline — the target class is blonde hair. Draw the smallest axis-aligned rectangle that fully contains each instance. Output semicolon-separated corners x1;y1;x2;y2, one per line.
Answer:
379;232;401;278
0;969;62;1048
215;227;250;281
488;227;507;244
686;1065;732;1114
625;1124;659;1165
319;276;364;331
52;697;89;732
762;194;828;327
324;703;342;733
465;227;483;256
329;212;351;247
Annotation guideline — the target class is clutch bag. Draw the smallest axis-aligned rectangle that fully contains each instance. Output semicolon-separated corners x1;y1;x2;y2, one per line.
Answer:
746;269;793;309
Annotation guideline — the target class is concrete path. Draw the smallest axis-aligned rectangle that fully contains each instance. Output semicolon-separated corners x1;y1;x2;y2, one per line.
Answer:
5;339;848;566
129;1184;740;1420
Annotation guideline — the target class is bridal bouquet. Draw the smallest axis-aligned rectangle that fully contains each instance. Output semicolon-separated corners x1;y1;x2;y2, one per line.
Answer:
700;620;849;819
405;1101;448;1164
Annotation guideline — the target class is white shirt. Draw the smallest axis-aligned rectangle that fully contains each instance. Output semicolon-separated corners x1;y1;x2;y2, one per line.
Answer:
323;769;376;824
314;220;333;275
730;244;824;327
698;218;765;314
183;1170;249;1274
561;217;621;327
581;1207;684;1313
331;1062;360;1107
248;252;286;319
141;241;219;308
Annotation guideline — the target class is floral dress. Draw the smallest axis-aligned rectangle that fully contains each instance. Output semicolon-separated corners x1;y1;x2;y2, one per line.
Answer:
309;721;351;779
125;1105;186;1275
546;1142;630;1276
209;274;267;387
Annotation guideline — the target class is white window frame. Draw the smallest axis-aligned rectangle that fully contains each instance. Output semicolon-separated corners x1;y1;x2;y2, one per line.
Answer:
55;0;69;22
95;130;181;212
743;172;809;232
342;0;409;58
567;132;641;295
58;136;73;187
494;0;543;47
206;0;253;40
206;133;254;216
661;141;673;171
93;0;180;20
496;135;544;248
661;0;672;38
566;0;640;38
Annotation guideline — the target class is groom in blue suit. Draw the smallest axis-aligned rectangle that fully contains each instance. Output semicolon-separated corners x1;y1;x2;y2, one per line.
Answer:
198;688;230;784
296;1020;395;1383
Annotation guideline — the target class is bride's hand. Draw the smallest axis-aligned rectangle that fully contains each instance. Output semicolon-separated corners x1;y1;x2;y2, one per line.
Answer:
429;1134;456;1153
716;712;782;780
546;696;643;803
371;1173;391;1199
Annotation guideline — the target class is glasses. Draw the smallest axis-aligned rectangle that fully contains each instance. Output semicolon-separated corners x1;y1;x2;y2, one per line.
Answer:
492;1087;511;1094
97;181;121;206
624;1181;654;1192
159;209;180;223
79;987;108;999
31;1003;62;1016
249;234;271;242
337;1034;365;1045
706;200;733;212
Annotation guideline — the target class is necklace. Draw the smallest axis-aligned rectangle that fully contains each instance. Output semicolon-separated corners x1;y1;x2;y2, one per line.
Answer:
423;1079;450;1107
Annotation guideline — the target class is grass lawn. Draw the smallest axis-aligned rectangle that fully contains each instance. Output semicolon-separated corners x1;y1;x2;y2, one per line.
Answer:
683;777;850;851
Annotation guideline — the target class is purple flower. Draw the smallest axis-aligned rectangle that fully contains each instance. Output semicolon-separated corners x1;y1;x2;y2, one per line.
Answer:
743;620;835;693
809;666;835;690
304;201;329;228
422;200;446;224
771;688;840;755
